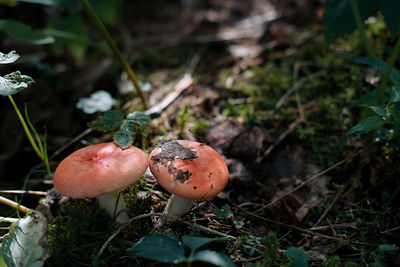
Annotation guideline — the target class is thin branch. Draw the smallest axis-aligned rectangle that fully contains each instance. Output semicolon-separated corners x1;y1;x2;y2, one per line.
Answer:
0;195;32;214
253;150;362;214
0;190;47;196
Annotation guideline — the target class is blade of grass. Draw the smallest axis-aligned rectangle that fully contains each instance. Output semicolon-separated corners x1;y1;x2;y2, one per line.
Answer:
8;95;43;160
78;0;150;109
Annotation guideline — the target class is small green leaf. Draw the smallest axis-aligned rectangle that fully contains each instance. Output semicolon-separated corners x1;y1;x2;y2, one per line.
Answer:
182;235;228;252
377;0;400;35
126;111;151;127
369;106;387;118
0;19;54;45
285;247;310;267
323;0;375;45
392;103;400;137
191;250;236;267
347;56;400;84
0;51;19;64
233;220;244;229
379;244;398;252
113;129;133;149
1;212;49;267
127;233;186;264
389;86;400;104
0;71;34;96
347;115;384;135
89;110;123;132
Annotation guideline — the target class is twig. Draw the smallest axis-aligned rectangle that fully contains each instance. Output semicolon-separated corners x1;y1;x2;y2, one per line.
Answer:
253;150;362;214
98;213;165;256
0;195;32;214
0;190;47;196
313;181;348;227
381;226;400;234
310;222;358;232
255;118;303;163
238;209;372;246
0;217;19;223
49;128;93;160
181;221;236;239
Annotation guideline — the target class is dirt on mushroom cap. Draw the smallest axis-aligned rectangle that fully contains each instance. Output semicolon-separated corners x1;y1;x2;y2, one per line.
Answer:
53;142;148;198
149;140;229;199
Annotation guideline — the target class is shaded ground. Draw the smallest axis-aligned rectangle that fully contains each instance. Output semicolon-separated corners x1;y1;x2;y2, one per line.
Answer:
1;0;400;266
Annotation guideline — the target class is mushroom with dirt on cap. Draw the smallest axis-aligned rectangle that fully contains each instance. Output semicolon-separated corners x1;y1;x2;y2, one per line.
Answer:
53;142;148;224
149;140;229;222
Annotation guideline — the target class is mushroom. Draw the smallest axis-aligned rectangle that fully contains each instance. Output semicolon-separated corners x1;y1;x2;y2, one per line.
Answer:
149;140;229;222
53;142;148;224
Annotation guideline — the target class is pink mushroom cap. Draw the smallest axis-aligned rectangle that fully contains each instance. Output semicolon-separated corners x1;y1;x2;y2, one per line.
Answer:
149;140;229;200
53;142;148;198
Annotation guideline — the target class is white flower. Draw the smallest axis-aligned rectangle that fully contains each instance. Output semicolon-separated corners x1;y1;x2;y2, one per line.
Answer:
76;90;115;114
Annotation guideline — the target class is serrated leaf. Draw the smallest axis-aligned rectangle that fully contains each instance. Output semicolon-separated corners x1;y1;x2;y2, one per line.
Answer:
323;0;375;45
389;86;400;104
347;56;400;84
369;106;387;118
89;110;123;132
182;235;227;252
0;71;34;96
127;233;186;264
113;128;133;149
126;111;151;127
1;211;49;267
0;19;54;45
191;250;236;267
392;103;400;137
377;0;400;35
0;51;19;64
347;115;384;135
285;247;310;267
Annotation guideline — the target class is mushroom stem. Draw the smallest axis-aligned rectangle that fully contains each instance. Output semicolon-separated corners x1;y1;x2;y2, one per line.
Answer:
97;191;129;224
163;194;193;222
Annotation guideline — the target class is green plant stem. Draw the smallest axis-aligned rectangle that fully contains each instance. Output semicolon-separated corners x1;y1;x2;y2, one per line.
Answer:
8;95;44;161
349;0;375;59
78;0;150;109
378;36;400;104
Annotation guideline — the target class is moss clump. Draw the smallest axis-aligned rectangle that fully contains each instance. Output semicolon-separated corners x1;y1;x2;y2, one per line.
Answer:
46;199;116;266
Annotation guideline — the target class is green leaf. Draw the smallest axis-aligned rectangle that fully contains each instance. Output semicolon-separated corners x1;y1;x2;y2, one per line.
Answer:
89;110;123;132
126;111;151;127
379;244;398;252
90;0;122;25
323;0;375;45
285;247;310;267
0;19;54;45
18;0;54;5
113;127;133;149
0;51;19;64
1;212;49;267
389;86;400;104
48;14;89;59
127;233;186;264
0;71;34;96
347;115;384;135
182;235;227;252
369;106;387;118
191;250;236;267
0;0;17;7
376;0;400;35
392;103;400;137
347;56;400;84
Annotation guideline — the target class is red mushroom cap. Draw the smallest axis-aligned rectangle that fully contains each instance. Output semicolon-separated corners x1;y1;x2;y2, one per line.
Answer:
149;140;229;200
53;142;148;198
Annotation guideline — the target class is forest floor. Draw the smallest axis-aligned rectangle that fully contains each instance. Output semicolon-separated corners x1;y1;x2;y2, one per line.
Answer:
0;0;399;266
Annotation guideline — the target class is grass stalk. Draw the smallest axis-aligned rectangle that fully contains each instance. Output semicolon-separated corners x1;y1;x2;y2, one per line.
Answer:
8;95;44;160
377;36;400;104
78;0;150;109
349;0;375;59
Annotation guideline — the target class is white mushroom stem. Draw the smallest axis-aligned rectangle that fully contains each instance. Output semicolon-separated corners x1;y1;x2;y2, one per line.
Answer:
97;191;129;224
164;194;194;222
